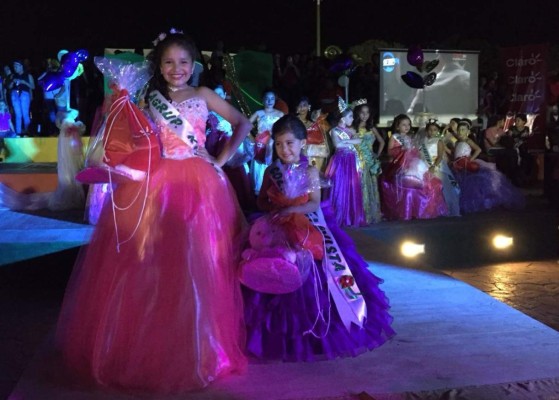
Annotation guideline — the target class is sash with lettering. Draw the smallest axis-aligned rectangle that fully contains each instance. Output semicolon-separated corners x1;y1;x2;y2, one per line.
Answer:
268;159;366;331
147;90;198;159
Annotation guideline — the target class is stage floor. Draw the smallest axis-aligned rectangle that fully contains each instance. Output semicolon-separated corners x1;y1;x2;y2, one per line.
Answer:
1;193;558;400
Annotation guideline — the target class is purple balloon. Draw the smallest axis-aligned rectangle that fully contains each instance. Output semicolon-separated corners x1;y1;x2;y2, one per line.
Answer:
407;45;424;67
329;57;354;73
423;72;437;87
39;71;65;92
401;71;425;89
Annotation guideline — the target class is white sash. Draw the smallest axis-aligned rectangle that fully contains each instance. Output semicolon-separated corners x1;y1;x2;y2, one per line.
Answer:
268;159;366;332
147;90;198;152
307;209;366;331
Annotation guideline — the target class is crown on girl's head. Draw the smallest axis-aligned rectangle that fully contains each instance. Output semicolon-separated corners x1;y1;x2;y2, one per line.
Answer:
338;96;349;113
351;98;368;108
152;27;184;47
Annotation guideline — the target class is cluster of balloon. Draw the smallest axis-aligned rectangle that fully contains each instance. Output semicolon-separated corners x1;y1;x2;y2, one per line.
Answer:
39;49;89;92
401;45;439;89
329;56;355;88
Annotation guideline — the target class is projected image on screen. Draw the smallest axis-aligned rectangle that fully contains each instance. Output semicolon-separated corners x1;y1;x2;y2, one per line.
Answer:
379;49;479;127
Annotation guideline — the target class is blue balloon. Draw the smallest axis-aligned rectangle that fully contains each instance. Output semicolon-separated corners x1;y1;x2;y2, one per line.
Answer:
75;49;89;62
39;71;65;92
401;71;425;89
60;51;79;78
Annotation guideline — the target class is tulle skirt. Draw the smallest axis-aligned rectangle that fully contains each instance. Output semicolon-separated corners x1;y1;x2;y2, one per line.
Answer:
324;149;366;227
453;159;526;214
242;201;396;362
380;149;448;221
54;157;248;394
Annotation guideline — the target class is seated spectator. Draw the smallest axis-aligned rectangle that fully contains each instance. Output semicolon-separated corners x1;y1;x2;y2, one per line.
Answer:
484;114;506;155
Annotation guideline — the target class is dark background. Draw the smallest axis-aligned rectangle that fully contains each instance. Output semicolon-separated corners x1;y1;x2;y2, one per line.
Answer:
2;0;558;65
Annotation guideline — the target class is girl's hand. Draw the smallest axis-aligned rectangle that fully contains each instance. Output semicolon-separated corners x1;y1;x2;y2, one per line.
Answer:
196;147;218;165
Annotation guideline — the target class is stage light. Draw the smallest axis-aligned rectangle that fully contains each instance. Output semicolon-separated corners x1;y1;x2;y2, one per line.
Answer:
400;241;425;258
492;234;513;250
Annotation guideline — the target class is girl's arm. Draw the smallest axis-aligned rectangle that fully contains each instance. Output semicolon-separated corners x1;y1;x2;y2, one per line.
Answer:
387;136;402;158
467;138;482;161
201;87;252;167
256;171;275;211
265;137;274;165
373;127;385;156
432;139;445;168
248;110;259;124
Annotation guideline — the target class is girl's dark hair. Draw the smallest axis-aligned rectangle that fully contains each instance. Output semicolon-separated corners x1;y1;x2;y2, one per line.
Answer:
515;113;528;123
425;120;440;132
262;86;276;98
145;32;198;101
272;114;307;140
487;114;504;128
295;96;312;121
329;107;352;127
352;103;374;131
391;113;411;132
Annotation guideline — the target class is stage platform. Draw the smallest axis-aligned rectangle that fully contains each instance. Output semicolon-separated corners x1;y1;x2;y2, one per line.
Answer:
1;137;90;163
1;160;558;399
1;198;558;400
0;163;58;193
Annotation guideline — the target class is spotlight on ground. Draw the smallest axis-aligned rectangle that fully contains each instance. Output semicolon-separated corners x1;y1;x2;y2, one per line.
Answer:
492;234;513;250
400;241;425;258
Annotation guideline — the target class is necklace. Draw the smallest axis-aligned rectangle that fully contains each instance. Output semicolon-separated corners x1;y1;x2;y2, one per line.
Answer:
168;85;188;92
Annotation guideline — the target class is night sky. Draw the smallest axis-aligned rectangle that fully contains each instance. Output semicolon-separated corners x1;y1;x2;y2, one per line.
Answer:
2;0;557;66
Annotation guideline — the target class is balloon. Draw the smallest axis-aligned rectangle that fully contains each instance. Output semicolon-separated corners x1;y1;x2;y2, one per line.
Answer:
423;72;437;87
75;49;89;62
60;51;79;78
68;63;84;81
421;59;440;73
407;45;424;67
57;49;69;62
329;57;353;73
39;71;65;92
338;75;349;88
401;71;425;89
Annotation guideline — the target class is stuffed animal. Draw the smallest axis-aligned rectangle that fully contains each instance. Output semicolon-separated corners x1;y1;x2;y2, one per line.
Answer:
240;216;307;294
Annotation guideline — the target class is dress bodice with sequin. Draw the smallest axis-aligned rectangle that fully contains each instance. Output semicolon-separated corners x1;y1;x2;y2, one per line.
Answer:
454;141;472;158
158;97;209;160
256;113;281;133
423;137;440;161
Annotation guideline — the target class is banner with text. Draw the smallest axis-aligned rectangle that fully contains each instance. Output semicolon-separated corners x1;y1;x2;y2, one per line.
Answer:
500;44;548;149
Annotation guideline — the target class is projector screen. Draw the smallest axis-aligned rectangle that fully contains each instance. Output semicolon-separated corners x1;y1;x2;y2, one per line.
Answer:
378;49;479;127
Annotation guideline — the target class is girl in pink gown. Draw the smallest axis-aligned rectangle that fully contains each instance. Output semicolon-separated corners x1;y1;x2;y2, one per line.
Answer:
53;31;252;394
380;114;448;220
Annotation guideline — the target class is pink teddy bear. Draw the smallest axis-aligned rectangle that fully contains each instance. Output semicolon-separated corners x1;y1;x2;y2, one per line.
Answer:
240;216;302;294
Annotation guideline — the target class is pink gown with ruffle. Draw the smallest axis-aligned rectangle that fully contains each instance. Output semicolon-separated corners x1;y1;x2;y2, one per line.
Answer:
53;97;247;394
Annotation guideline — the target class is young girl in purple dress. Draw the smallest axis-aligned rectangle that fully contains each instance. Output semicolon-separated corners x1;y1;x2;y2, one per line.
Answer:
452;120;525;213
242;114;395;362
324;99;366;227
